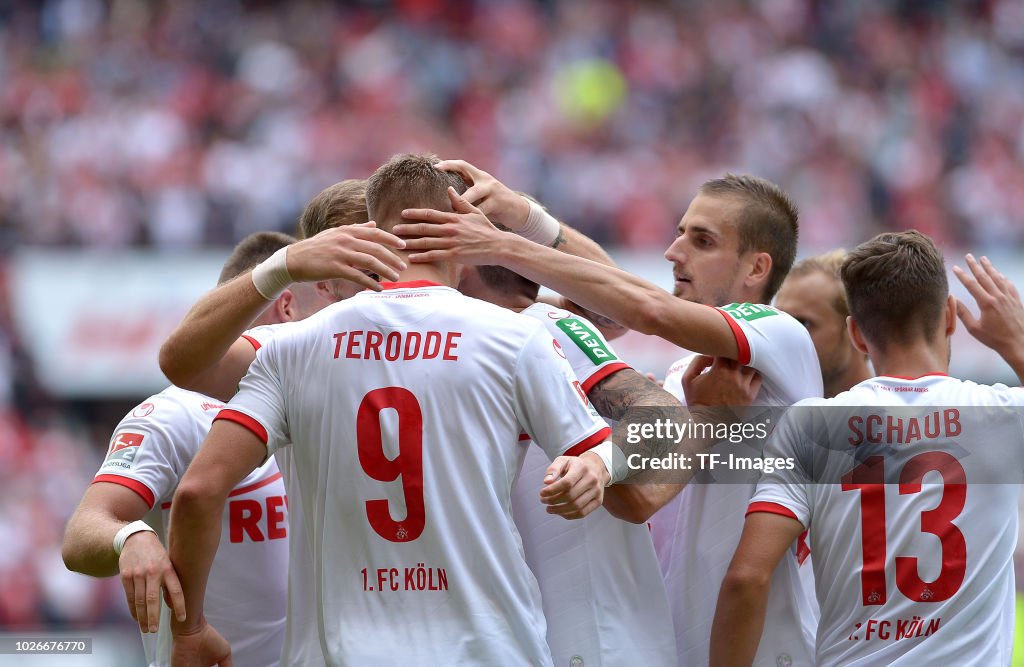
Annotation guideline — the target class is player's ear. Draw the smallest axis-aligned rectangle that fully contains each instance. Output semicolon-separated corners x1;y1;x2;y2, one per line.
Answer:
944;294;957;337
745;252;772;291
847;316;869;355
275;289;296;322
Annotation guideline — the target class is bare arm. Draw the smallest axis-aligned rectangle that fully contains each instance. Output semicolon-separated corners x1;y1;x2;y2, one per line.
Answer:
953;254;1024;384
396;189;738;357
168;421;266;648
160;223;406;398
63;483;185;633
711;512;804;667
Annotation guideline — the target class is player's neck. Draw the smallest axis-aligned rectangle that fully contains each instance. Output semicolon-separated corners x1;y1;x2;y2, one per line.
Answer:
391;264;454;288
869;343;949;380
826;356;873;397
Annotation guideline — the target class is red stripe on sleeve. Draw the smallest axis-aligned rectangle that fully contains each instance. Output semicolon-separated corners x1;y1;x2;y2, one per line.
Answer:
241;335;261;351
715;308;751;366
563;426;611;457
215;409;269;444
93;475;156;509
228;472;283;498
746;501;800;521
580;362;631;394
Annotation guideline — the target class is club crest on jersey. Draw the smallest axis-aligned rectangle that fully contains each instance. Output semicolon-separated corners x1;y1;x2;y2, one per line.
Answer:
104;431;146;470
555;317;617;365
133;403;155;417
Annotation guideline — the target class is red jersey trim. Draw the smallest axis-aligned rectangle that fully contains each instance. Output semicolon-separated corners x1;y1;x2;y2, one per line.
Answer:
380;280;444;290
215;409;269;444
796;530;811;565
564;426;612;457
518;433;532;442
580;362;631;394
878;372;949;380
242;334;261;351
747;501;800;522
715;308;751;366
161;471;284;509
93;475;156;509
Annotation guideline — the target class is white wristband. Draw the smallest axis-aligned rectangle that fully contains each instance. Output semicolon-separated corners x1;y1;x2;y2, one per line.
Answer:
251;246;294;300
519;198;562;246
588;441;627;486
113;520;156;555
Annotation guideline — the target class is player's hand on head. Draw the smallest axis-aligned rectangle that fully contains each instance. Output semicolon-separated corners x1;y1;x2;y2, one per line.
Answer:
682;355;762;407
953;254;1024;355
395;187;507;266
538;452;609;520
435;159;531;231
171;620;232;667
286;222;407;292
118;530;186;634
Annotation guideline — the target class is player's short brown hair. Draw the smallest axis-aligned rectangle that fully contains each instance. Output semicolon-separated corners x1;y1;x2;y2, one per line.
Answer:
840;231;948;350
218;231;296;284
365;154;467;233
475;266;540;302
698;173;799;301
788;249;848;318
299;179;369;239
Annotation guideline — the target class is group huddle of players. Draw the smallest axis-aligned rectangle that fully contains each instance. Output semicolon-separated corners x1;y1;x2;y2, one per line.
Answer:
61;153;1024;666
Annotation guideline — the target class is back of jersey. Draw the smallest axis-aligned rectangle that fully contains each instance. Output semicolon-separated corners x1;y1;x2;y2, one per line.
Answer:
752;375;1024;666
222;281;609;666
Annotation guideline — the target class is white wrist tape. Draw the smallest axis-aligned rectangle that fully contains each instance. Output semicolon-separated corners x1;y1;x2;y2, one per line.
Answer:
519;198;562;246
588;441;627;486
251;246;293;300
113;520;156;555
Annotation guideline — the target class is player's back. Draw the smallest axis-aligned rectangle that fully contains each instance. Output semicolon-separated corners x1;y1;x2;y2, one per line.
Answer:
224;281;609;666
757;374;1024;666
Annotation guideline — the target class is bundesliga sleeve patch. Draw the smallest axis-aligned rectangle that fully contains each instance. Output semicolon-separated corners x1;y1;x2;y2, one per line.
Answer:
721;302;779;322
102;430;147;471
554;317;617;365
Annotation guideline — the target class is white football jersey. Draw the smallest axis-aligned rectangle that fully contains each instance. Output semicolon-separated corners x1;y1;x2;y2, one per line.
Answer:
221;281;611;666
652;303;822;667
751;374;1024;666
511;302;677;667
92;386;287;667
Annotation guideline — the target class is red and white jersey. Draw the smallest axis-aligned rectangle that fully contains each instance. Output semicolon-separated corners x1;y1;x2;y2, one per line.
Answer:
92;386;287;667
652;303;822;666
751;374;1024;666
511;303;677;666
221;281;611;666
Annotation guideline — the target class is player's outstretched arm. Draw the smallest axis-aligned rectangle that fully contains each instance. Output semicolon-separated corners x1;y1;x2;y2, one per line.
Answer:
63;483;186;634
396;189;739;358
710;512;804;667
168;420;265;659
159;223;406;400
953;253;1024;384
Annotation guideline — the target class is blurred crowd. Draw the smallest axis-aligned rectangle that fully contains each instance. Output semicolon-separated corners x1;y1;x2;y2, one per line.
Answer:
2;0;1024;630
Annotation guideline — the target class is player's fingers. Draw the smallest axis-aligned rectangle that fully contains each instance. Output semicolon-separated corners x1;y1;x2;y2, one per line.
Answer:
461;184;488;205
952;264;988;306
162;569;187;623
122;572;138;622
392;222;454;238
546;486;599;516
955;298;980;333
981;256;1018;298
435;159;480;181
542;456;572;486
966;253;999;298
332;266;384;292
350;225;407;250
399;236;457;252
553;496;602;520
400;208;458;225
407;250;455;264
145;572;163;633
341;251;404;282
448;186;484;215
682;355;714;383
134;573;150;631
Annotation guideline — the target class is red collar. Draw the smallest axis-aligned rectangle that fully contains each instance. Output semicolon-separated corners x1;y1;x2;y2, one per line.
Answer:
379;280;445;290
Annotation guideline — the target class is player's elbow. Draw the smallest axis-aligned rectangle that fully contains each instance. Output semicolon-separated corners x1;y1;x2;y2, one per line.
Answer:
602;490;656;524
172;475;220;512
158;340;194;390
720;562;772;601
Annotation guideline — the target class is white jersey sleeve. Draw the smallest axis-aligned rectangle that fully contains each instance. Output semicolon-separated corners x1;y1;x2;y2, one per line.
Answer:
747;399;821;527
717;302;824;400
521;303;630;392
93;388;221;507
512;325;611;459
217;341;290;457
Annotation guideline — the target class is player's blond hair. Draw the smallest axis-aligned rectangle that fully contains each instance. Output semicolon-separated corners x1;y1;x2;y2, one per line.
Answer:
218;231;295;284
365;154;467;233
788;249;848;318
298;179;369;239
